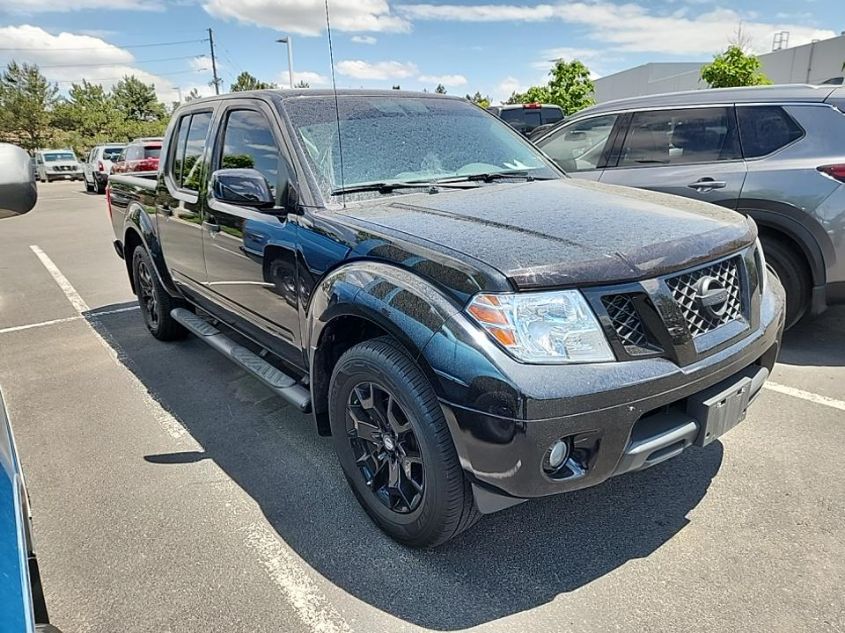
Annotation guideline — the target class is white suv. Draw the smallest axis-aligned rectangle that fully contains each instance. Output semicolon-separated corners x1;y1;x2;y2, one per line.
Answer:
83;144;125;194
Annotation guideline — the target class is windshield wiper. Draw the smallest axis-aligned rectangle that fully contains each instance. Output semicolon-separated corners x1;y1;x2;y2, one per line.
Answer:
331;180;479;196
437;171;554;184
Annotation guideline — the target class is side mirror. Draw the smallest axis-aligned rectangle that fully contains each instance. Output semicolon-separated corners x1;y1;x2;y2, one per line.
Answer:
210;168;274;209
0;144;37;219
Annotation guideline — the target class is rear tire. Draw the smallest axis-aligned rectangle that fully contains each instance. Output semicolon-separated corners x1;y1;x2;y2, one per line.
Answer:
131;247;186;341
328;337;480;547
84;177;93;192
94;178;105;194
761;236;811;329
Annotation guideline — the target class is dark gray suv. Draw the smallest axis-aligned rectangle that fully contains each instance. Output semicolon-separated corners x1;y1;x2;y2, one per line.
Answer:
535;84;845;327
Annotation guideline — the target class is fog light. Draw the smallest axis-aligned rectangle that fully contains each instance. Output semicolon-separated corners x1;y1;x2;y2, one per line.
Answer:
543;439;570;474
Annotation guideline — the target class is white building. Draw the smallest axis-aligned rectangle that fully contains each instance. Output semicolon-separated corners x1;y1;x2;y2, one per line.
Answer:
593;33;845;103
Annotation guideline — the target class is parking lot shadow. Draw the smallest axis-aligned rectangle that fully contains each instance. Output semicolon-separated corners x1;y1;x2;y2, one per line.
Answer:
778;306;845;367
90;308;723;630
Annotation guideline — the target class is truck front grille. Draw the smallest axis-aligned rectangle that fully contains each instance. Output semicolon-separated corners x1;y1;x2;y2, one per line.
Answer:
602;294;657;354
665;256;744;337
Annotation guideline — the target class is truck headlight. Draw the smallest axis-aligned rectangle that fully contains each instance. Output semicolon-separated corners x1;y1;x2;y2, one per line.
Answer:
466;290;614;363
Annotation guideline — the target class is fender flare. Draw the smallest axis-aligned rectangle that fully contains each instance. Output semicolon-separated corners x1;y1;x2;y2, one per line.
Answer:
123;203;179;296
305;261;464;430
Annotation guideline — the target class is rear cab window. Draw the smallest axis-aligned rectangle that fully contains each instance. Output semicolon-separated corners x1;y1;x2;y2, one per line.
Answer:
168;111;213;191
736;106;804;158
617;107;741;167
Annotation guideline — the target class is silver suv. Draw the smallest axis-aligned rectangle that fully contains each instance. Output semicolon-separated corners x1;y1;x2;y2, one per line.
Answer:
535;84;845;327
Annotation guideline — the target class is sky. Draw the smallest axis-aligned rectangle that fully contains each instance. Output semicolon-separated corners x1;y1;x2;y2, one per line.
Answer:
0;0;842;105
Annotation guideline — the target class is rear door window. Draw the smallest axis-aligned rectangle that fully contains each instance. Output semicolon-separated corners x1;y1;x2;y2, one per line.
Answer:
618;107;740;167
169;111;212;191
144;146;161;159
737;106;804;158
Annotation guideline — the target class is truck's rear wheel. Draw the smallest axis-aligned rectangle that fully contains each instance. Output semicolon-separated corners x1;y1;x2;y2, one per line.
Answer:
131;247;186;341
328;337;479;547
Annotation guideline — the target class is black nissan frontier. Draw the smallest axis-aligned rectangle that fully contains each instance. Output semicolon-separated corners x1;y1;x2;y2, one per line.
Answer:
107;90;785;547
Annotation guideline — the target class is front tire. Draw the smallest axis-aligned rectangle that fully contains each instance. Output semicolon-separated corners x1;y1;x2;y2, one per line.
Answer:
761;236;811;329
328;337;479;547
131;247;186;341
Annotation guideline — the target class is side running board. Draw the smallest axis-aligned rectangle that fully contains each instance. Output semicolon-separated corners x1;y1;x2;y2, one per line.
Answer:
170;308;311;413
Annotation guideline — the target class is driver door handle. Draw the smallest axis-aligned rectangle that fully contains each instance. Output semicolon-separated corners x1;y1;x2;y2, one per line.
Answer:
688;178;727;192
203;221;220;233
157;203;172;216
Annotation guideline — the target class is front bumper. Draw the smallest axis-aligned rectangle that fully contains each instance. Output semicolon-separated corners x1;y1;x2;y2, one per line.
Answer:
429;271;785;508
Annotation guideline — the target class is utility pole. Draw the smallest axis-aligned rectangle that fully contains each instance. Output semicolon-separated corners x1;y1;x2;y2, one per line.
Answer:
208;27;221;95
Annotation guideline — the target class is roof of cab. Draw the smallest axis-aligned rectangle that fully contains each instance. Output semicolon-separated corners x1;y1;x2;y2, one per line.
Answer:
181;88;466;108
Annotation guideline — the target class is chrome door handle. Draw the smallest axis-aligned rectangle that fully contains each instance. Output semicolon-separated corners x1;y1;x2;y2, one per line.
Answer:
157;203;172;216
688;178;727;192
203;221;220;233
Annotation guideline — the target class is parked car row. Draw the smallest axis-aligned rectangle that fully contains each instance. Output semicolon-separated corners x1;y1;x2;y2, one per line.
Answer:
33;137;163;196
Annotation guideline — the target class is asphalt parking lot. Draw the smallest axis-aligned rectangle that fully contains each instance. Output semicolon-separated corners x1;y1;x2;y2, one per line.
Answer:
1;180;843;633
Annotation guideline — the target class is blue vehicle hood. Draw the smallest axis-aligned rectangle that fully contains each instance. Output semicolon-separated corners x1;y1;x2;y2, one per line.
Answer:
0;388;31;632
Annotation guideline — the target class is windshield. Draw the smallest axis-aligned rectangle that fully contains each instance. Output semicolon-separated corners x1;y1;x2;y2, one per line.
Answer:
102;147;124;160
143;146;161;159
283;95;559;200
44;152;76;162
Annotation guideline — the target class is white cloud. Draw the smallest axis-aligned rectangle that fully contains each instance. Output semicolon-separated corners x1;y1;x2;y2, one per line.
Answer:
397;3;836;55
336;59;418;80
2;0;161;12
0;25;204;103
418;73;467;86
277;70;330;86
203;0;409;37
492;76;524;104
351;35;378;44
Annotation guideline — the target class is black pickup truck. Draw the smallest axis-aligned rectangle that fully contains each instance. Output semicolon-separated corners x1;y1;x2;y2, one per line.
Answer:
108;90;785;547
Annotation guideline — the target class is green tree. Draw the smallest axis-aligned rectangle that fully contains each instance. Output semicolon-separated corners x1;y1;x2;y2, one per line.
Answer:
185;87;202;102
701;45;771;88
293;80;310;89
392;85;401;90
434;83;447;94
508;60;594;114
0;61;59;150
230;71;275;92
506;85;551;105
113;75;167;122
466;91;491;108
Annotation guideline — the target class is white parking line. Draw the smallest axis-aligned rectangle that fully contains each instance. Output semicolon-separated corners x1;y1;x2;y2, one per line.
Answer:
28;244;352;632
30;244;89;312
0;306;140;336
763;381;845;413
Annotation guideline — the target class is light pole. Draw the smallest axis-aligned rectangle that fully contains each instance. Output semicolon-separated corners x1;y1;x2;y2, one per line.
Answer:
276;36;294;88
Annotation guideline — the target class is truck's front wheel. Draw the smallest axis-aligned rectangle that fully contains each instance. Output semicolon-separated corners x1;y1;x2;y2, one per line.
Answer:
132;247;186;341
328;337;479;547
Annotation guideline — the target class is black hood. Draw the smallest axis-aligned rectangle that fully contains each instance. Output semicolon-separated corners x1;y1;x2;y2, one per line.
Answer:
336;178;756;290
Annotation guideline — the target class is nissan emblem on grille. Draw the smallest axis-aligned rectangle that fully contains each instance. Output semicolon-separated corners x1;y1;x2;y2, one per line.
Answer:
665;257;745;337
694;276;729;318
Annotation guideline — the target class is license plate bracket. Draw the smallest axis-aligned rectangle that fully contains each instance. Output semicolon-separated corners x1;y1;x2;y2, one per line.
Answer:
688;375;752;447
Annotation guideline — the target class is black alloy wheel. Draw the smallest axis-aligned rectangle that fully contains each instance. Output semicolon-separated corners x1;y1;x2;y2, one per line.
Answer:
346;381;425;514
136;257;159;330
131;247;186;341
328;337;480;547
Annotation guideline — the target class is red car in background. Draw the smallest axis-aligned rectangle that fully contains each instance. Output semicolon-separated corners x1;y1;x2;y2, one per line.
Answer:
110;138;163;174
